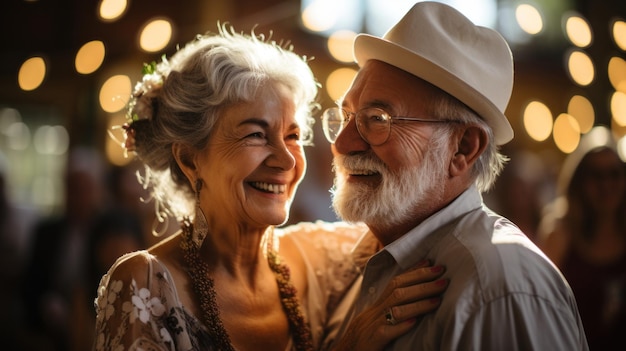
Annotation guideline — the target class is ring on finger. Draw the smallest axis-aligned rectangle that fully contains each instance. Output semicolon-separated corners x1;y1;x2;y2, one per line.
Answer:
385;307;398;325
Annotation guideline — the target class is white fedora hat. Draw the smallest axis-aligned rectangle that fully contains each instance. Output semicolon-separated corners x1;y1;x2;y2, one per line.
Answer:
354;1;515;145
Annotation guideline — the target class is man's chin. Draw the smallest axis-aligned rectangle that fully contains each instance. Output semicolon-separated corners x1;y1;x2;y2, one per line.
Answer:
332;188;375;222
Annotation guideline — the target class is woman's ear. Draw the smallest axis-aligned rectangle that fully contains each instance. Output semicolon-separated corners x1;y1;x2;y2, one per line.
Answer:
172;143;197;184
449;126;487;176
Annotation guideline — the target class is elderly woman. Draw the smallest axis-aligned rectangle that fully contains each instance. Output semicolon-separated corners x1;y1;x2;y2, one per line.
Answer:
94;26;446;351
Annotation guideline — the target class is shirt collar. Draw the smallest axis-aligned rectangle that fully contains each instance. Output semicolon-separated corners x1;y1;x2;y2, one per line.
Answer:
351;185;483;271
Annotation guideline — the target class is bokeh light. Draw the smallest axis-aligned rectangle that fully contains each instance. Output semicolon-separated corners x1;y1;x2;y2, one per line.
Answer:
515;4;543;35
611;91;626;126
33;125;69;155
106;112;132;166
325;68;357;102
553;113;581;153
98;0;128;22
612;20;626;51
75;40;106;74
18;56;46;91
566;50;595;86
99;75;131;113
139;18;173;52
523;100;553;141
608;56;626;92
5;121;31;150
564;14;592;48
567;95;595;133
617;135;626;161
327;30;357;63
301;0;340;32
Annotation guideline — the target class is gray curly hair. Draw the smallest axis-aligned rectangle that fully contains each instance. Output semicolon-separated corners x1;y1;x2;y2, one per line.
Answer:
127;24;319;230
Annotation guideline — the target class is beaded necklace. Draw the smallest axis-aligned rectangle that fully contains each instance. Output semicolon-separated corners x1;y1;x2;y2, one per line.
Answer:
180;219;314;351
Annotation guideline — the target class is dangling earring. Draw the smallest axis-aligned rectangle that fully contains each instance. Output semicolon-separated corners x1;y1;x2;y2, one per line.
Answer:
193;178;208;249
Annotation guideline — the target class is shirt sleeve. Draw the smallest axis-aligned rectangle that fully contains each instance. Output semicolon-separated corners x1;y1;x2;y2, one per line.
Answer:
451;292;589;351
93;251;186;351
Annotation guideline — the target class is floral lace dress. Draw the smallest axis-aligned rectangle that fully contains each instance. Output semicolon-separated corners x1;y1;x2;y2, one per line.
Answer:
93;221;365;351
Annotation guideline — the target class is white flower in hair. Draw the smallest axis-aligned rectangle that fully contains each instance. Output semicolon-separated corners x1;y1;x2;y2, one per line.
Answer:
128;58;168;122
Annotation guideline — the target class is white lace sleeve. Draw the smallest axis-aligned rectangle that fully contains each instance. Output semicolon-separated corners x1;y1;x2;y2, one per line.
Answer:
278;221;367;348
93;251;193;351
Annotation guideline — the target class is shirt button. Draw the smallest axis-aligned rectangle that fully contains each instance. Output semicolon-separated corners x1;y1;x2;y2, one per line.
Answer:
368;286;376;294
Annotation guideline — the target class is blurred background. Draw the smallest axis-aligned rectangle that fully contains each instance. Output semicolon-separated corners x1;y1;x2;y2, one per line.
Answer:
0;0;625;350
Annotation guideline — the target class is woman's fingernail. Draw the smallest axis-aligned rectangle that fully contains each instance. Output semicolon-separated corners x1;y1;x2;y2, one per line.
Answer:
435;278;448;286
430;265;444;273
430;297;442;304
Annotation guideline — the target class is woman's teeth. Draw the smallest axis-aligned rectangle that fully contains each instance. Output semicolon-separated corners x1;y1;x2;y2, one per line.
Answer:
251;182;286;194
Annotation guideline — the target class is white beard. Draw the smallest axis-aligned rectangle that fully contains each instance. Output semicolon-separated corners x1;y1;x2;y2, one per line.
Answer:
331;144;449;228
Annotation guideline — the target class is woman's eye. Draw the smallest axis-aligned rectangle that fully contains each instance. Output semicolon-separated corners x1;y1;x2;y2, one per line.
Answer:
286;133;300;141
247;132;265;139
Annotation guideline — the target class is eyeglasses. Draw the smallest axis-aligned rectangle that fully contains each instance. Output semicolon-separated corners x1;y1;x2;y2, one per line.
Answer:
321;107;460;146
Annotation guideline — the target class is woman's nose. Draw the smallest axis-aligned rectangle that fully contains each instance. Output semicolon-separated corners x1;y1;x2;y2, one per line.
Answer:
266;142;296;170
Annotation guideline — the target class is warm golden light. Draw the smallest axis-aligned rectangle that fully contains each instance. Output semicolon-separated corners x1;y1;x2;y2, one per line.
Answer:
612;20;626;51
566;50;595;86
106;112;132;166
567;95;594;133
515;4;543;35
99;75;131;113
18;56;46;91
327;30;357;63
326;68;357;102
608;56;626;92
611;91;626;126
613;120;626;140
564;15;592;48
617;135;626;162
139;19;172;52
523;100;553;141
99;0;127;21
553;113;581;153
301;0;338;32
75;40;105;74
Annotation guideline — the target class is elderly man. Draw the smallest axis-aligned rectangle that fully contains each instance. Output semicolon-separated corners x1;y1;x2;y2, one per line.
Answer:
325;2;589;350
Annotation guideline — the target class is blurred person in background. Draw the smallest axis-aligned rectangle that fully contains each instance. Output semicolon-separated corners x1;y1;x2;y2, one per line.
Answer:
539;126;626;350
103;161;173;246
21;146;107;351
0;151;39;349
485;149;546;242
71;208;147;351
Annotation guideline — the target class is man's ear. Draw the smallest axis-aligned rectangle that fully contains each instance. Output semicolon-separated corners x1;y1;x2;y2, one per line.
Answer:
172;143;197;184
449;126;487;176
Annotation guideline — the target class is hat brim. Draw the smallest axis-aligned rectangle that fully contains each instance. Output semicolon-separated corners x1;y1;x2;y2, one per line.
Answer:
354;34;514;145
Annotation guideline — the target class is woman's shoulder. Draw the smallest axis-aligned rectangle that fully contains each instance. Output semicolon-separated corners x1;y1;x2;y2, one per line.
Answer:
276;220;366;265
106;250;153;279
104;232;182;286
277;221;365;311
278;220;367;244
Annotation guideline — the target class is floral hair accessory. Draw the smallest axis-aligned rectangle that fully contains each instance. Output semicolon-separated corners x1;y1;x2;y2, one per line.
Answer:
108;57;169;157
128;58;167;122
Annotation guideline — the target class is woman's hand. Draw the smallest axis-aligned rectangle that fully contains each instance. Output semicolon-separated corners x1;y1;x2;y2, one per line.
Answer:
333;260;447;351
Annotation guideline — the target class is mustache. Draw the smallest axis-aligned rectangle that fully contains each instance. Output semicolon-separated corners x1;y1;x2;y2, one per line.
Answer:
333;153;388;174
